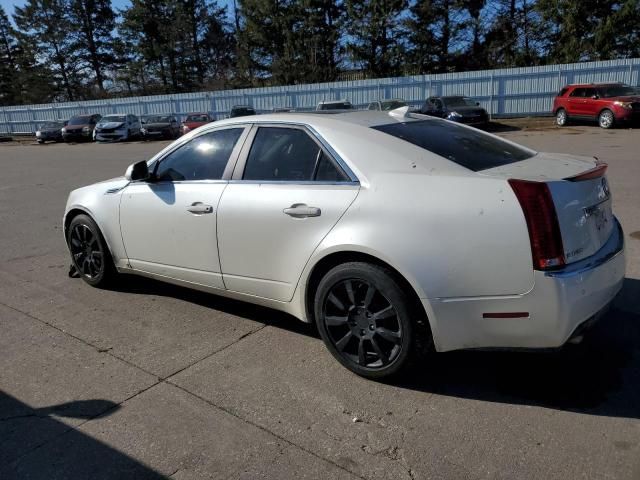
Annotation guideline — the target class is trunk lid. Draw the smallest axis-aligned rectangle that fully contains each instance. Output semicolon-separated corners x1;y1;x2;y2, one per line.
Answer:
482;153;614;265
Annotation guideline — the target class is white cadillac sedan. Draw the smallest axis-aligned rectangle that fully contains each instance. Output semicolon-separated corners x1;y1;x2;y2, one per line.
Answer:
64;109;625;379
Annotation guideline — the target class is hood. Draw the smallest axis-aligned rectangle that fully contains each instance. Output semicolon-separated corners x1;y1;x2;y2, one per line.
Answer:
65;123;91;130
184;121;208;128
144;122;171;129
97;122;125;129
448;106;487;116
39;127;62;133
613;95;640;102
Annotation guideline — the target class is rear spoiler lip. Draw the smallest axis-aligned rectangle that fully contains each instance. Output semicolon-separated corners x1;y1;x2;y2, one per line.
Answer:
564;162;608;182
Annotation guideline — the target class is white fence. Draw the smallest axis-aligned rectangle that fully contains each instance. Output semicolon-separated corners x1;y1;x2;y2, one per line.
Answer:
1;58;639;134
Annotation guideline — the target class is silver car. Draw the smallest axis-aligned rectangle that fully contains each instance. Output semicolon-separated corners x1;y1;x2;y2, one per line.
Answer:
64;110;624;379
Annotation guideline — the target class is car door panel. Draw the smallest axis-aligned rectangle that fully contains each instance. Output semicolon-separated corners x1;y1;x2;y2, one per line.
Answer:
217;124;359;302
119;126;248;288
120;182;227;288
217;183;359;301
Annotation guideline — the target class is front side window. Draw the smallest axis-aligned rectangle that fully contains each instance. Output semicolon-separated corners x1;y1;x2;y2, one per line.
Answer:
154;128;243;182
372;120;535;172
243;127;347;182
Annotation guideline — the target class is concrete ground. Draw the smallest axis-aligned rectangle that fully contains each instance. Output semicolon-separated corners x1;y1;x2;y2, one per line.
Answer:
0;125;639;480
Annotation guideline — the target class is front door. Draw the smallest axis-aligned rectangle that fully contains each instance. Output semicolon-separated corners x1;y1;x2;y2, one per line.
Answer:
217;125;360;301
119;126;247;288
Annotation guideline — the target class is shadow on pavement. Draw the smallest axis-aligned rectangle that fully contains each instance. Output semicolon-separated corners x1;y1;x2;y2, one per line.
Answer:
106;274;640;420
0;392;167;479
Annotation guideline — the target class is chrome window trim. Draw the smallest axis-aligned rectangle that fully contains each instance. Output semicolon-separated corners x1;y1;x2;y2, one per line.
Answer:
229;121;360;184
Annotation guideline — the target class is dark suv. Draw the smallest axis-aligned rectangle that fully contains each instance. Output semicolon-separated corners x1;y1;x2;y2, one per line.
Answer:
553;83;640;129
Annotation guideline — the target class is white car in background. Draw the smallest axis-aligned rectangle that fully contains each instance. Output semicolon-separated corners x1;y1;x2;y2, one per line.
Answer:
95;114;141;142
63;109;625;379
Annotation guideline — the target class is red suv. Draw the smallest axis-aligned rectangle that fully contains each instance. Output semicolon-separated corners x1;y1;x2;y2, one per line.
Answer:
553;83;639;129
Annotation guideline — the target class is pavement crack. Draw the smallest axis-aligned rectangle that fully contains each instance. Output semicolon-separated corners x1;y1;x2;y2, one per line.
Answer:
160;324;268;381
166;381;366;480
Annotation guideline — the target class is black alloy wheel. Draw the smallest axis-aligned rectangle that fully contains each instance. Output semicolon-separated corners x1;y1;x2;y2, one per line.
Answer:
315;262;429;379
67;214;114;287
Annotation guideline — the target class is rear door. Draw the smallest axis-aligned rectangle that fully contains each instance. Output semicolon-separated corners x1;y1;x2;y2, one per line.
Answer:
217;124;359;301
566;87;587;115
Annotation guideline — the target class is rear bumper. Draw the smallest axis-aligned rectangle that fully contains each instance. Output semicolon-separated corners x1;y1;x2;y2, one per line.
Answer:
426;218;625;352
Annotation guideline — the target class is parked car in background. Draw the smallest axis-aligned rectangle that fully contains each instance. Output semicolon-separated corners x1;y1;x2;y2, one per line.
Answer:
63;110;624;379
420;96;489;126
35;120;66;143
181;113;213;135
95;114;141;142
230;105;256;118
317;100;353;111
367;99;408;111
553;82;640;129
140;115;180;140
273;107;294;113
62;114;101;142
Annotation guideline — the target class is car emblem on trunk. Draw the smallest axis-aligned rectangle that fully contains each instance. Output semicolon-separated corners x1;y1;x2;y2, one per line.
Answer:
597;177;610;201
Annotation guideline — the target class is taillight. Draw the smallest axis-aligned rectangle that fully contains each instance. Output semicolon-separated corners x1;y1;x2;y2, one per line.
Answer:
508;179;565;270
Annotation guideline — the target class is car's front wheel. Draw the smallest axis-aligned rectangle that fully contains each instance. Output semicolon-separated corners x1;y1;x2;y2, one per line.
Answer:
556;108;568;126
314;262;430;379
598;109;615;129
67;214;116;288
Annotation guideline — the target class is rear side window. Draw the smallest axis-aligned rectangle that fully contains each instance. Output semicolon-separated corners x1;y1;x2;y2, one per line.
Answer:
570;88;586;97
243;127;348;182
372;120;534;172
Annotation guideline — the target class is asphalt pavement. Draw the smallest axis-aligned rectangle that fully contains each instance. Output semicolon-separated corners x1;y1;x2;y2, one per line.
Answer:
0;125;639;479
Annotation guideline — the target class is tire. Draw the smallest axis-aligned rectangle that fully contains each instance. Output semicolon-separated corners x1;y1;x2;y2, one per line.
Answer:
37;139;44;144
314;262;431;380
598;109;615;129
555;108;568;126
66;214;116;288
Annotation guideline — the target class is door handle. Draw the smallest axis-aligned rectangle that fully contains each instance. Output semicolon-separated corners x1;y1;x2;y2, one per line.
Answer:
187;202;213;214
283;203;321;218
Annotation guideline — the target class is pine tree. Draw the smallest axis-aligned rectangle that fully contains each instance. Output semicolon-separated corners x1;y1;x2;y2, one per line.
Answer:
406;0;465;73
13;0;82;100
345;0;408;77
68;0;117;94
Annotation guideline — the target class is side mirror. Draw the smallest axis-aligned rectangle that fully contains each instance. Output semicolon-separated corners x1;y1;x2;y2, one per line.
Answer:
591;94;599;100
476;102;480;106
125;160;150;181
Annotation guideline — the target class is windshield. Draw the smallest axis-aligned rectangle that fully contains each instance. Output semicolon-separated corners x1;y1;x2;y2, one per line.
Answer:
381;100;408;111
598;85;640;97
144;116;172;123
443;97;477;107
68;116;91;125
372;120;534;172
186;114;209;122
41;122;61;129
319;102;352;110
101;115;126;123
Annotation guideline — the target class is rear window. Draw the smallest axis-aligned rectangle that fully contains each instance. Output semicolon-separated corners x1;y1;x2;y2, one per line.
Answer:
372;120;534;172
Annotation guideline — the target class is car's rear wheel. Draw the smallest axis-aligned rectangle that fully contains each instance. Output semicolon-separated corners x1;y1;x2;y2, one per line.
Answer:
556;108;568;126
314;262;429;379
598;109;615;129
67;214;116;288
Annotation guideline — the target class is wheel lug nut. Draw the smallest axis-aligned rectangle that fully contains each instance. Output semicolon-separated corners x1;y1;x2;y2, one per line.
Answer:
360;329;365;336
368;325;374;331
